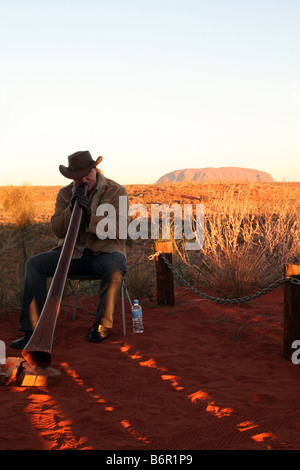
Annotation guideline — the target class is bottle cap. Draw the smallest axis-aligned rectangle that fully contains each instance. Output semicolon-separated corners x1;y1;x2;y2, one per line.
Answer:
134;299;139;304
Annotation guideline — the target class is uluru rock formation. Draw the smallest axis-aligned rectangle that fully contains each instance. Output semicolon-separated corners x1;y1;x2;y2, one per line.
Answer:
157;167;274;183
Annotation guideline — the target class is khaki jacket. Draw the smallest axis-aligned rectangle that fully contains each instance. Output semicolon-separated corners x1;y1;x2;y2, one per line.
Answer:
50;171;128;260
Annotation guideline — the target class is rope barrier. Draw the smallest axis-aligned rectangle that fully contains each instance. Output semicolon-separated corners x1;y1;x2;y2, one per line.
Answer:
126;250;300;304
64;250;300;306
159;253;299;304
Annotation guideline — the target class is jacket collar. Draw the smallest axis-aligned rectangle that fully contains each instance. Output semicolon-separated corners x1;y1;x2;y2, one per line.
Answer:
93;171;108;197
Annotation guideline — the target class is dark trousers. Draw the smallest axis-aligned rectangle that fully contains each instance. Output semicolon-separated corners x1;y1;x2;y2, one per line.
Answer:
19;248;126;332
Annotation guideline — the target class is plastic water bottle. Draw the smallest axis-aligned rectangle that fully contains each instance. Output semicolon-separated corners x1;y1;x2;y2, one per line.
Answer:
132;299;144;333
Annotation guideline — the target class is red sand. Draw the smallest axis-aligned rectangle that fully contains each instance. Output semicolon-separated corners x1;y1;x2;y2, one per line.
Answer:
0;286;300;451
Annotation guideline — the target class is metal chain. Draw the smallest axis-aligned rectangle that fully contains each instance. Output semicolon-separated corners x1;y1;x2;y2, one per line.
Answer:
158;253;300;305
126;251;162;272
126;256;153;273
62;250;299;309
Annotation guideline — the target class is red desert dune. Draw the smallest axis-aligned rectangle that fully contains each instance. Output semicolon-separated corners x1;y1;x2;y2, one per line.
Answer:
1;284;300;451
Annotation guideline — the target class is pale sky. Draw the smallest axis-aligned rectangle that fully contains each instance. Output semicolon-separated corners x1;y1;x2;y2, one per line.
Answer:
1;0;299;186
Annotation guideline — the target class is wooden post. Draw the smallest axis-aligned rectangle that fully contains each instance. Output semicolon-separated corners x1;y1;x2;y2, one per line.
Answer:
283;264;300;361
154;241;175;306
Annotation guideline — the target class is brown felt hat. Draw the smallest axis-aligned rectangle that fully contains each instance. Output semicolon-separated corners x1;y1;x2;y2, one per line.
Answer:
59;151;103;179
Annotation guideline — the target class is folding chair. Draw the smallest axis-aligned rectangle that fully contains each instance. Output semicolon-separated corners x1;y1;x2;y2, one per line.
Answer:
67;274;132;336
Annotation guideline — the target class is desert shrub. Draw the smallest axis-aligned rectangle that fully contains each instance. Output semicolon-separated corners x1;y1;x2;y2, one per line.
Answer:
1;184;37;262
2;184;36;228
125;264;155;301
0;185;57;310
0;225;25;309
174;184;300;299
0;222;55;310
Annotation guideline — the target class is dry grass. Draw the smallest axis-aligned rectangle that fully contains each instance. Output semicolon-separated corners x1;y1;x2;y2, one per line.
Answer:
174;184;300;298
0;185;57;308
0;181;299;309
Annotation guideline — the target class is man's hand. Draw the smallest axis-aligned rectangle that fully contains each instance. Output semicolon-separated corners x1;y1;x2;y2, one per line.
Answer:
70;184;91;227
70;184;86;211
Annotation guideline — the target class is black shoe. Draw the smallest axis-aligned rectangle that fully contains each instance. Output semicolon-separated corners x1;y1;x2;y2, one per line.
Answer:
87;324;109;343
9;332;32;350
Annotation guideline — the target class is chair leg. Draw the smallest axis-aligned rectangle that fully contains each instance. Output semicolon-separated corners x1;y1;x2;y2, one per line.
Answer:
124;285;132;308
121;282;126;336
71;278;130;337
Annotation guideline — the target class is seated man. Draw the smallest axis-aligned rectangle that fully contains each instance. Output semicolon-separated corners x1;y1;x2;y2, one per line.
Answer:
10;150;128;349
